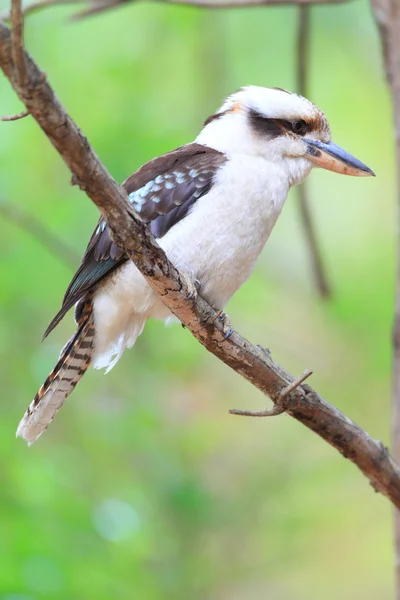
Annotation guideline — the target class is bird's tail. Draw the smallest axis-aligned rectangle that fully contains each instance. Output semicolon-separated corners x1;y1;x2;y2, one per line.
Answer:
17;300;95;445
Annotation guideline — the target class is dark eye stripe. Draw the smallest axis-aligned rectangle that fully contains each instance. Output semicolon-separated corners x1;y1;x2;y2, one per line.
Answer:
249;110;283;137
249;109;312;137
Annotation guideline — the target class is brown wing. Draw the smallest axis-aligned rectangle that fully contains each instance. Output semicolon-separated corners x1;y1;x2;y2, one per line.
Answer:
43;143;226;338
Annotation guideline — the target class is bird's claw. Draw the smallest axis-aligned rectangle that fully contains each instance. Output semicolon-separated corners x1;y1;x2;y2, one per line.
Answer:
212;310;233;340
181;272;200;302
256;345;271;357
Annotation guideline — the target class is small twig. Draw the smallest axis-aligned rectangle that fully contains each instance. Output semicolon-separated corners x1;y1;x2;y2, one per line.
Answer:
0;197;79;269
10;0;26;85
1;108;29;120
279;368;313;399
229;369;313;416
296;5;332;299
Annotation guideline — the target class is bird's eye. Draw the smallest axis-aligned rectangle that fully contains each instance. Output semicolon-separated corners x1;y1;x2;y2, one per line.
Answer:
292;120;308;135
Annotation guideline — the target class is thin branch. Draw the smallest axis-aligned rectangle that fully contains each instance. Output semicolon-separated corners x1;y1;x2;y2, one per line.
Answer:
297;5;309;93
297;185;332;296
0;0;347;21
1;20;400;511
0;0;78;19
71;0;343;19
230;369;313;416
296;5;332;298
160;0;344;4
0;197;79;269
71;0;127;18
1;107;29;120
370;0;400;596
10;0;26;85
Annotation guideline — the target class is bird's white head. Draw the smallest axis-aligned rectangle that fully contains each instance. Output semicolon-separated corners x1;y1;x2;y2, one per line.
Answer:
196;86;374;186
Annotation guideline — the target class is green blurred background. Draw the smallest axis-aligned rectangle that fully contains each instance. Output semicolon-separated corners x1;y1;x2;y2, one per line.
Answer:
0;1;395;597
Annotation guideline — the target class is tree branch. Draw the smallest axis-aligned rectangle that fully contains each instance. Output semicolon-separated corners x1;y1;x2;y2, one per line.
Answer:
0;0;347;22
370;0;400;595
296;5;332;298
0;0;77;20
10;0;26;84
71;0;344;19
1;107;29;120
230;368;313;416
0;197;79;269
1;19;400;511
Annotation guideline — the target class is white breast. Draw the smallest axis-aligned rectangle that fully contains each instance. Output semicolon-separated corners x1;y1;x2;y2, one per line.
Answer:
92;153;290;370
159;154;289;309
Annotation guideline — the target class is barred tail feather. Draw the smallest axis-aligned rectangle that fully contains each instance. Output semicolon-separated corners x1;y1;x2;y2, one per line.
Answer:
17;316;95;445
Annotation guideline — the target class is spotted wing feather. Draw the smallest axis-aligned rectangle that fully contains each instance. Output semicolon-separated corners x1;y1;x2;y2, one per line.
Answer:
43;143;226;338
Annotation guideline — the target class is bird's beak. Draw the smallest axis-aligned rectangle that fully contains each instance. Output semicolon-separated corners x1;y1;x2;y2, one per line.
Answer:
304;139;375;177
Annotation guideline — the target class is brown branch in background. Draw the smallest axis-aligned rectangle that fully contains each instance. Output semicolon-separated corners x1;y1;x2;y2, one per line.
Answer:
2;19;400;511
0;0;346;22
1;108;29;120
0;0;77;20
0;198;79;269
70;0;127;19
196;11;227;114
10;0;26;85
70;0;343;19
370;0;400;597
296;5;332;298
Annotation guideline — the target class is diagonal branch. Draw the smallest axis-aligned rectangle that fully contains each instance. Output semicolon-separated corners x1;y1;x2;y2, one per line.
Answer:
1;19;400;510
296;5;332;298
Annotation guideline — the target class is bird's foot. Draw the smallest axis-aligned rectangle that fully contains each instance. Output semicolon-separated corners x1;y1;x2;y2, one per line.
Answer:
211;310;234;340
256;345;271;357
180;270;200;302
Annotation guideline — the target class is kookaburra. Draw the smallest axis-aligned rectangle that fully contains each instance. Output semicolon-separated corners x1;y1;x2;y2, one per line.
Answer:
17;86;374;445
